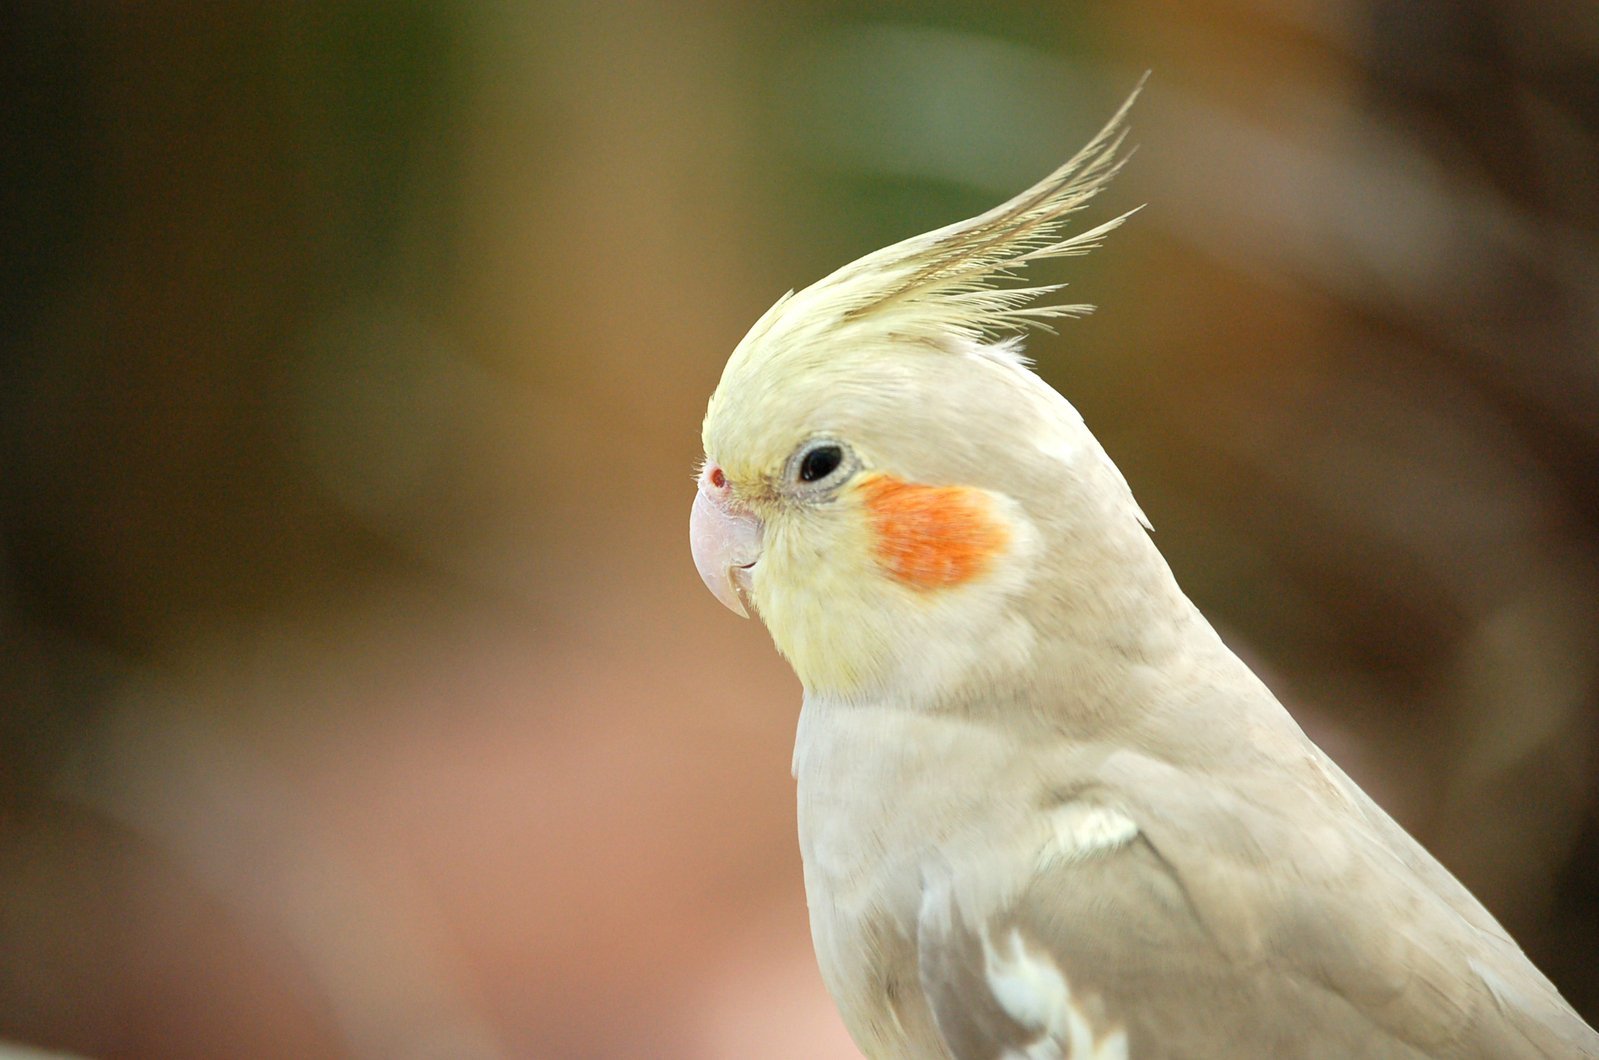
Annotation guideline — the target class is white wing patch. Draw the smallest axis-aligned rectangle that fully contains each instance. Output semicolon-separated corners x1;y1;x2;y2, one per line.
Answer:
1038;802;1139;871
982;926;1129;1060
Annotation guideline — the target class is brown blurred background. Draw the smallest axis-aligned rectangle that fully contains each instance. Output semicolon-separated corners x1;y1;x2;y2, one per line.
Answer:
2;2;1596;1057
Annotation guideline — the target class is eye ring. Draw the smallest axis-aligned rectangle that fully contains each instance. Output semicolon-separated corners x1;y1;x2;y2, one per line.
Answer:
786;438;857;494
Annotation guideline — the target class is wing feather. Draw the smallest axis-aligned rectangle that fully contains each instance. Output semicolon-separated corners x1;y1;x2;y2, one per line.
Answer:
915;752;1599;1059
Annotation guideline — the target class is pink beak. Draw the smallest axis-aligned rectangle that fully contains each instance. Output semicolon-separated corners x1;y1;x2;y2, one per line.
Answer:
690;463;762;618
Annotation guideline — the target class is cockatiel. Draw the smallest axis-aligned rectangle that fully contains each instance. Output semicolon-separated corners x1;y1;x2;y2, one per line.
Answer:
689;88;1599;1059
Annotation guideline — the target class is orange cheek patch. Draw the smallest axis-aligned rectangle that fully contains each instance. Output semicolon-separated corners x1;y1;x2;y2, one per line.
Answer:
860;475;1010;589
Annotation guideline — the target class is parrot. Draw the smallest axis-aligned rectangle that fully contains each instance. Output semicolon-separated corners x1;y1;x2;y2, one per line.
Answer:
688;87;1599;1059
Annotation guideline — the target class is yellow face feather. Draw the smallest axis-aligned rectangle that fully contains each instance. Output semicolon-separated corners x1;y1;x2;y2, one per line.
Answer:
748;467;1032;698
696;84;1144;700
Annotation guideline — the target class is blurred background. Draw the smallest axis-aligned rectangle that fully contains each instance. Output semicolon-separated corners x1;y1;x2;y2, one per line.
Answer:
2;2;1597;1056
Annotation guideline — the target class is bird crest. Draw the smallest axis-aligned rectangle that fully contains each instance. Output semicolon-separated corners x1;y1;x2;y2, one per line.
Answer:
722;81;1143;382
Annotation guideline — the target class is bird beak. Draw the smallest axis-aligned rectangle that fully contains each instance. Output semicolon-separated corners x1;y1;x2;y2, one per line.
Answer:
690;465;762;618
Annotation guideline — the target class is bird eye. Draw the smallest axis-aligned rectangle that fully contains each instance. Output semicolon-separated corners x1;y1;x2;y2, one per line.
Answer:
798;444;844;483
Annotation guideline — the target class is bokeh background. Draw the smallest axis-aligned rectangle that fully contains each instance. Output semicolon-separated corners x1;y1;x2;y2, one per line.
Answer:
3;2;1597;1057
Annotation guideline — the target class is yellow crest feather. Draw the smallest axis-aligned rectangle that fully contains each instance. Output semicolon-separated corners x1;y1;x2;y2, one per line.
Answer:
703;80;1145;483
732;79;1144;373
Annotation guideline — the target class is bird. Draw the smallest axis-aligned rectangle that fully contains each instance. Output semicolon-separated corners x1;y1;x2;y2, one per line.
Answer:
688;85;1599;1059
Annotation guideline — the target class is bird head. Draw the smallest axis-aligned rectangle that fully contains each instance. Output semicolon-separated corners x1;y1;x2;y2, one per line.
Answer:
692;89;1157;705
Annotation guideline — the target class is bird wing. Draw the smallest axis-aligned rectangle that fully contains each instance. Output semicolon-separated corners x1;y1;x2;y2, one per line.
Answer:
915;748;1599;1060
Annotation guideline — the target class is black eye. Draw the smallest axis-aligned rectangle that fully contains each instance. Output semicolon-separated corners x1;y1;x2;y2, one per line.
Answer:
799;444;844;482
